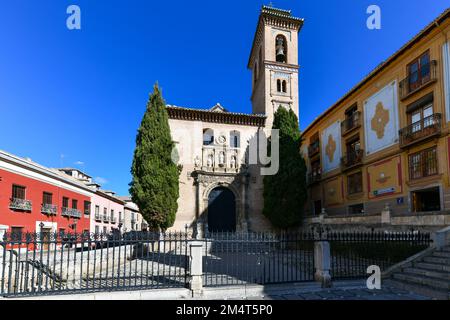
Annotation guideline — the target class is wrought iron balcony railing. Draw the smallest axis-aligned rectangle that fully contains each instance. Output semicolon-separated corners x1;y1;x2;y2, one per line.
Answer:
41;203;57;215
9;198;32;211
95;213;102;221
341;112;361;136
341;149;364;170
399;61;437;100
308;141;320;158
399;114;442;148
119;218;124;224
103;215;110;223
307;172;322;185
62;207;82;219
111;217;117;224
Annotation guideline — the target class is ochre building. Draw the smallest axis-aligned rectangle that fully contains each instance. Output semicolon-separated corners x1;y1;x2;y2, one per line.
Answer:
301;9;450;231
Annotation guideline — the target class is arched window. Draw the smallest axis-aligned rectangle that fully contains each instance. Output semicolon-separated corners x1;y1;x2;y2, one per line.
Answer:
230;131;240;148
203;129;214;146
277;79;282;92
275;35;287;63
282;80;287;93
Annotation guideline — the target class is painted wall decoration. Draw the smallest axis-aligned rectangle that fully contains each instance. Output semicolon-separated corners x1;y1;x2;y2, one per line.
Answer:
324;177;344;206
367;156;403;200
364;82;399;155
443;42;450;122
321;121;341;173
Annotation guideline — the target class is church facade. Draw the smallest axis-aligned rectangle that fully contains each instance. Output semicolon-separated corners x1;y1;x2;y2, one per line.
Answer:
167;6;304;233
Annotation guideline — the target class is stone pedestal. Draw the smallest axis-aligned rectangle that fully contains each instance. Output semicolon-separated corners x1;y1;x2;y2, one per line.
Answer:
188;241;204;297
381;204;391;225
314;241;332;288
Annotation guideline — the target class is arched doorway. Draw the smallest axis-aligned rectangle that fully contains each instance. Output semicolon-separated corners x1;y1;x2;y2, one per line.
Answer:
207;187;236;232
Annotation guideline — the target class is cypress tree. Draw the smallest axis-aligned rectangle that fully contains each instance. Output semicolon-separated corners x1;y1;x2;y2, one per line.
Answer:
263;107;307;229
129;84;180;231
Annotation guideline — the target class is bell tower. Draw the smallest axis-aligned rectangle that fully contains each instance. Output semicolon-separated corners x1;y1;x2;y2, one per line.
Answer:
248;6;304;130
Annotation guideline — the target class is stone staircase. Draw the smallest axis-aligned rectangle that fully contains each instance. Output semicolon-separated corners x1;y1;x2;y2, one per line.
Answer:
387;246;450;300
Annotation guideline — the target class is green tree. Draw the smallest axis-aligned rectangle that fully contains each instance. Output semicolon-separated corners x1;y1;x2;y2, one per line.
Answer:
263;107;307;229
129;84;180;231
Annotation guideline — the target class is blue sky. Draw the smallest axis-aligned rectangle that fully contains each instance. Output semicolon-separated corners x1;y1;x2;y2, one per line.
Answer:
0;1;448;195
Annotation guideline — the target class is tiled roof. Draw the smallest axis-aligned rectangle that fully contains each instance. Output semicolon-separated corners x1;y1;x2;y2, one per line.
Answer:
167;105;266;127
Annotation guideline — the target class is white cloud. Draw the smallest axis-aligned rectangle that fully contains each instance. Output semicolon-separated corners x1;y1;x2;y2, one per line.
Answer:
74;161;84;166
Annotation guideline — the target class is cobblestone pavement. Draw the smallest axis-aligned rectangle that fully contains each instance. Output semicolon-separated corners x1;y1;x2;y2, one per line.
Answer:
243;286;432;300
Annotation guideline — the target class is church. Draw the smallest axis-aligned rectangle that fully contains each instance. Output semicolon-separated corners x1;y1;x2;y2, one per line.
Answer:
166;6;304;233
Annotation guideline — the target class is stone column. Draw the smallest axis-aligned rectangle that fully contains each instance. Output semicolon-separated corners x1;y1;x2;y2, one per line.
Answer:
188;241;204;297
314;241;332;288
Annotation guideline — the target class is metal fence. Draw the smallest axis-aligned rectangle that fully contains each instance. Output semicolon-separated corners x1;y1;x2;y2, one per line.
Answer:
0;230;433;297
325;231;433;280
203;232;315;287
0;232;189;297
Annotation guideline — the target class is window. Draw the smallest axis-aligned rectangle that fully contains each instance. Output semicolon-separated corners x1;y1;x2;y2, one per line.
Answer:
407;51;431;92
84;201;91;215
62;197;69;208
230;131;240;148
119;212;122;222
42;192;53;205
347;172;363;195
95;205;100;215
275;35;287;63
408;95;434;133
103;207;107;215
409;147;438;180
11;227;24;241
349;203;364;215
95;226;99;235
72;199;78;209
282;80;287;93
103;226;107;235
311;159;321;177
203;129;214;146
111;209;114;220
12;185;26;200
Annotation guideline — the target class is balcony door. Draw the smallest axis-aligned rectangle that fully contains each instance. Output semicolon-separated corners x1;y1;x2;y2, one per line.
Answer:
409;103;433;133
408;52;430;92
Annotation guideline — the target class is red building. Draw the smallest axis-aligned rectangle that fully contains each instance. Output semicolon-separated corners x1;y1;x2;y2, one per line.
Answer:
0;150;92;239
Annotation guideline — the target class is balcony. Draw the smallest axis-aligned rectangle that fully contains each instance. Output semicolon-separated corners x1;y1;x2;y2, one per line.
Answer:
9;198;32;211
308;141;320;158
341;149;364;170
399;114;442;148
61;207;82;219
399;60;437;100
103;215;110;223
119;218;124;224
307;172;322;186
341;112;361;136
111;216;117;224
95;213;102;221
41;203;57;215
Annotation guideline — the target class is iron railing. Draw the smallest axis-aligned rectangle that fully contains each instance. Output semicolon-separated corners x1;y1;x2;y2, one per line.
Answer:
399;113;442;148
341;112;361;136
308;141;320;158
9;198;32;211
341;149;364;170
399;60;437;100
307;172;322;185
41;204;57;216
324;231;432;280
0;231;189;297
94;214;102;221
203;232;315;287
103;215;110;223
61;208;82;219
111;217;117;224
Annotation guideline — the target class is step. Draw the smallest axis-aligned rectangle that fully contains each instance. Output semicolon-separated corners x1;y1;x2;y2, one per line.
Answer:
392;273;450;290
442;247;450;253
423;256;450;265
385;279;449;300
415;262;450;273
433;251;450;259
403;267;450;281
